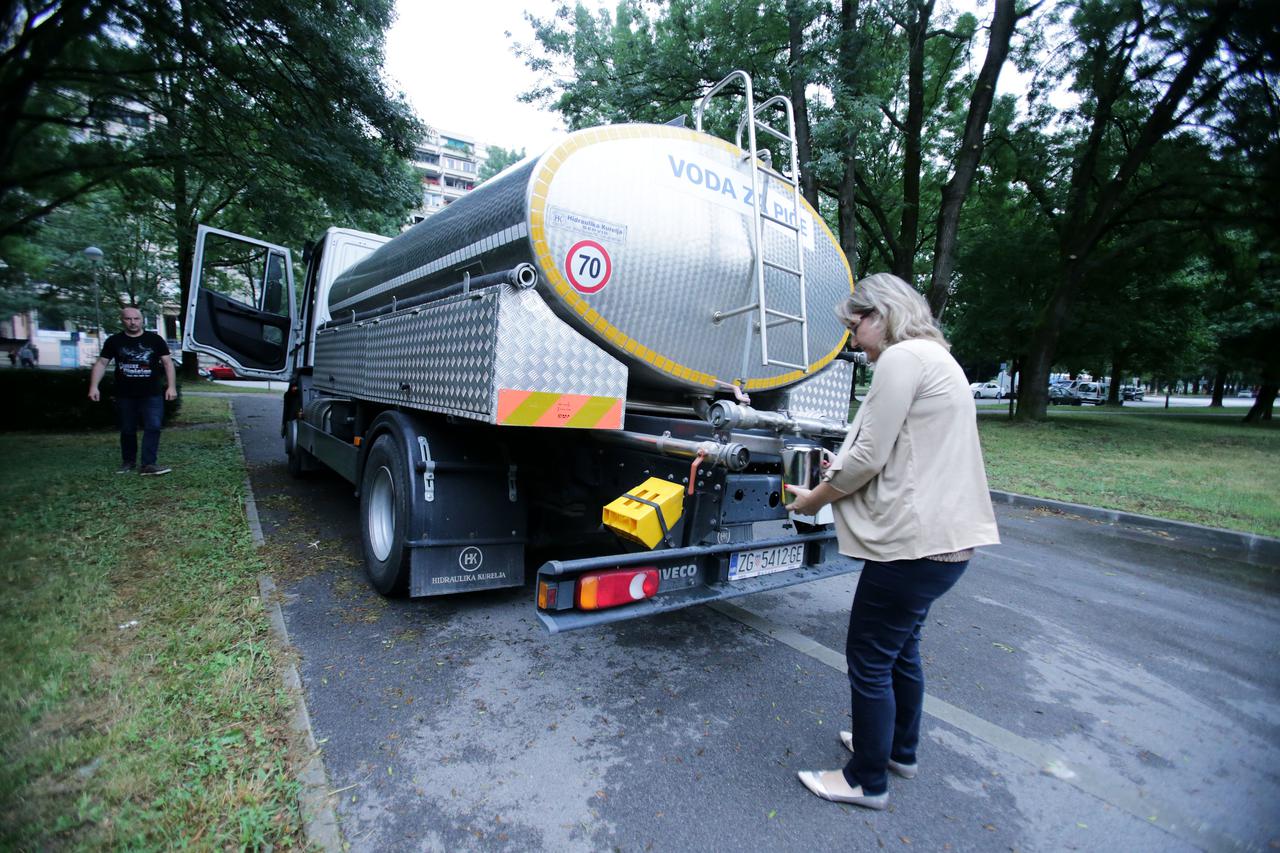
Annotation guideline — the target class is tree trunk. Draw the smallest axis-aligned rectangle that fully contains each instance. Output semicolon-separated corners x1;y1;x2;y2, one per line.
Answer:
1016;265;1084;420
893;0;934;282
1107;358;1123;405
926;0;1018;318
787;0;818;210
1018;332;1053;419
1210;365;1226;407
836;0;862;275
1007;355;1020;418
1243;382;1276;422
174;175;201;381
170;1;202;381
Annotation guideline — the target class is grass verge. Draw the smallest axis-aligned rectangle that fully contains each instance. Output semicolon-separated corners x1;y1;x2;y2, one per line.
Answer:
0;399;304;849
977;410;1279;537
192;381;280;395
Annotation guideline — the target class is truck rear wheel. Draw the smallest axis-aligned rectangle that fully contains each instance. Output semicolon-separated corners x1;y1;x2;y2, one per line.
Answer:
360;434;410;595
284;418;311;478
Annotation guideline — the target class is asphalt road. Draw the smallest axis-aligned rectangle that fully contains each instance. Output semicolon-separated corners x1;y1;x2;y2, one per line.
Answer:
230;393;1279;853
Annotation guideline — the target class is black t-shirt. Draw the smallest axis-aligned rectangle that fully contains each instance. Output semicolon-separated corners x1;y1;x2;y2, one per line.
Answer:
102;331;170;398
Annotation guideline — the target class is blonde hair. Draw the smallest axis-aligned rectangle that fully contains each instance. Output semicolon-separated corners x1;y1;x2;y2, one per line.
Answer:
835;273;949;350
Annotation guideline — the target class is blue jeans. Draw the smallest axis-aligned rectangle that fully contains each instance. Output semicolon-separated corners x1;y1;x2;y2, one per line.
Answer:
843;557;968;794
116;395;164;466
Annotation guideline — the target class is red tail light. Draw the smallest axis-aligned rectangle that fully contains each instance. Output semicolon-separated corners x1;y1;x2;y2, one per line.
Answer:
575;567;659;610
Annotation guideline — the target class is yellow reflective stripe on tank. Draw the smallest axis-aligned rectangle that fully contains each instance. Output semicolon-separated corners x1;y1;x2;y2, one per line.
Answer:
743;336;852;391
527;124;848;391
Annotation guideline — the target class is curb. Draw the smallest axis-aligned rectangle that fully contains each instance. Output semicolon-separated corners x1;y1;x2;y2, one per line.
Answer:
990;489;1280;569
258;577;343;852
230;409;343;852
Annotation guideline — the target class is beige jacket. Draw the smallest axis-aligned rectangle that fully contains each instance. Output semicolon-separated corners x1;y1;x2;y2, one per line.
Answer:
822;338;1000;561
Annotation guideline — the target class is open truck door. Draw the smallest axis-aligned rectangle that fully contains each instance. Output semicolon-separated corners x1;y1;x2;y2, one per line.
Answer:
183;225;297;381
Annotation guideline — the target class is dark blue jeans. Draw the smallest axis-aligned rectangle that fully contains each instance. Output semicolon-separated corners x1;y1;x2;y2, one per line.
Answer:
843;557;969;794
116;395;164;467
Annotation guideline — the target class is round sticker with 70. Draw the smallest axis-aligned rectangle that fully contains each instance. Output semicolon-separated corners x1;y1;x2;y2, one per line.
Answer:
565;240;612;294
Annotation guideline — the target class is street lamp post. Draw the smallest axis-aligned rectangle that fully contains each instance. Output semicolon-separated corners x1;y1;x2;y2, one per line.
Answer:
83;246;104;347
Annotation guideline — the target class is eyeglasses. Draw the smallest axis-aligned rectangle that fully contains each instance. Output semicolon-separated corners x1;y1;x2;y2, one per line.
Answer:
848;311;874;336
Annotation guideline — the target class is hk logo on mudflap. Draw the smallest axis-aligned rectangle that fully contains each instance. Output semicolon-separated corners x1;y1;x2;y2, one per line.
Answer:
458;546;484;572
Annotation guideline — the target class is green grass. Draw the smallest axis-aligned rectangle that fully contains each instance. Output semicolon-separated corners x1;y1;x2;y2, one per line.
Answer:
977;410;1280;537
0;399;304;849
177;378;280;395
170;394;235;426
193;381;280;395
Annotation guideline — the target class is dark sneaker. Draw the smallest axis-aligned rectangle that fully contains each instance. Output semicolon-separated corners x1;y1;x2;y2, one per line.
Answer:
116;464;136;474
139;464;172;476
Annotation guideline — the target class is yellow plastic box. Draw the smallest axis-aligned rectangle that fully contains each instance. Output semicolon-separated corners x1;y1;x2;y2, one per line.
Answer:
602;477;686;549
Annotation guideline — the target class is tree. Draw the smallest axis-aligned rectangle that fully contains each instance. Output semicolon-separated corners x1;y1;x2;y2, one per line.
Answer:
518;1;815;184
926;0;1032;317
479;145;527;182
0;185;176;344
1004;0;1242;420
518;0;1024;300
2;0;425;375
0;1;156;239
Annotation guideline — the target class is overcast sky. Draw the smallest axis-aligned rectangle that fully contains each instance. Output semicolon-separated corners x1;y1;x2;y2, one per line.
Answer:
383;0;1003;157
383;0;579;156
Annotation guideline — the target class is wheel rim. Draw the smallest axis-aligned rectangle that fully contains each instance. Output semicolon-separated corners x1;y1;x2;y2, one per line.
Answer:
367;465;396;562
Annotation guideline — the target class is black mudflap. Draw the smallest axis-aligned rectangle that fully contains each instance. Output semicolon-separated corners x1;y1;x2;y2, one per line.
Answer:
409;542;525;596
394;420;527;597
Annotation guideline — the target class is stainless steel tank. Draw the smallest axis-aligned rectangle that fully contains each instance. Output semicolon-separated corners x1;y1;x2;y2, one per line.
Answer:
326;123;854;393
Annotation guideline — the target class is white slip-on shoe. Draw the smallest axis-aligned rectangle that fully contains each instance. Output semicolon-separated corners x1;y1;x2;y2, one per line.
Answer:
796;769;888;810
839;731;919;779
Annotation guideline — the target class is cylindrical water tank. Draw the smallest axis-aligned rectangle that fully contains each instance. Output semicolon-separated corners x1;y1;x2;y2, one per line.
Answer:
327;123;853;393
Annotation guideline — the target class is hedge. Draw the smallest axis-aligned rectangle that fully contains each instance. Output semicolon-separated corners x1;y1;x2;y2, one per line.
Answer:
0;369;181;432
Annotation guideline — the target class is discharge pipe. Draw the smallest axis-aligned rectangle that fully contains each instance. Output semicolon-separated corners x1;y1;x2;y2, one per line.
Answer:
594;429;750;471
707;400;847;439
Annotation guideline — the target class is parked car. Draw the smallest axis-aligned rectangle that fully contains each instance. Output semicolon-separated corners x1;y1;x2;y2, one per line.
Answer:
970;381;1005;399
1048;381;1082;405
1075;381;1108;405
1121;385;1144;401
206;364;237;380
1237;388;1254;398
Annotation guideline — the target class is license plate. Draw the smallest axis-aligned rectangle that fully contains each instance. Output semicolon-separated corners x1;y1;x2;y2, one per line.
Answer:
728;543;807;580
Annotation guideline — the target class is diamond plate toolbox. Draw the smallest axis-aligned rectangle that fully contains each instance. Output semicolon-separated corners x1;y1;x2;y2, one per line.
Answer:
313;284;627;428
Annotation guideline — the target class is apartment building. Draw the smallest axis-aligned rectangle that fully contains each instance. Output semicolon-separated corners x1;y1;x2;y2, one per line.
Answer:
409;128;486;222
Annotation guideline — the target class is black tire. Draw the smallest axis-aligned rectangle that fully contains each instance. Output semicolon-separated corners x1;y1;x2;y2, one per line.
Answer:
974;391;981;399
359;434;411;595
284;418;310;479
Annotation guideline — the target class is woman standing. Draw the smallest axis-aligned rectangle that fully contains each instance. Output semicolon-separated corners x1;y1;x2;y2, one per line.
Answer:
785;273;1000;810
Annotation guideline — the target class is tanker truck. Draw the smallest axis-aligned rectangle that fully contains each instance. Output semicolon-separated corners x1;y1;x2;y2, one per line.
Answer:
184;72;862;632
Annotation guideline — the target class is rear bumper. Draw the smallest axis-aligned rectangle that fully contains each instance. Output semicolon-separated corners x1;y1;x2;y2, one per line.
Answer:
535;530;856;633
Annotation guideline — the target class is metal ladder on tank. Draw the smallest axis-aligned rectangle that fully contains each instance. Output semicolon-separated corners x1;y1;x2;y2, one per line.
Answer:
695;70;810;375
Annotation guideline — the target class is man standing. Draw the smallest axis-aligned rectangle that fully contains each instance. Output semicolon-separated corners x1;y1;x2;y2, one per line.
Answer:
88;307;178;475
